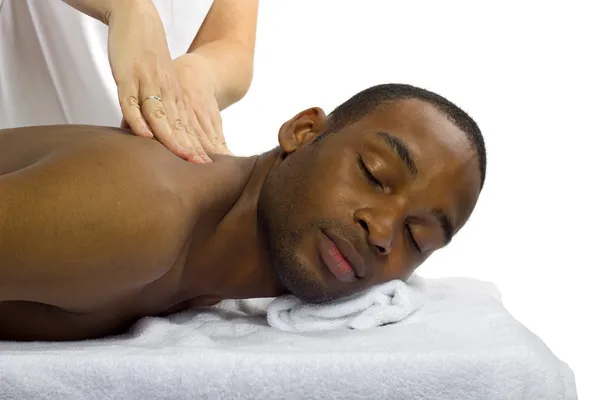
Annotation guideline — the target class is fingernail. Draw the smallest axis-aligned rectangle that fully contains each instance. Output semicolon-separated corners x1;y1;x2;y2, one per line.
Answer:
192;155;205;163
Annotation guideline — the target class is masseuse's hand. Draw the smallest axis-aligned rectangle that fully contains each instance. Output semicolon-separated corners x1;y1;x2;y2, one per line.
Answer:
171;53;232;156
108;0;208;163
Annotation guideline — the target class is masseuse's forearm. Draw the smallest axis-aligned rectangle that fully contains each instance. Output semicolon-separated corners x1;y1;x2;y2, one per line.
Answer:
187;0;259;110
59;0;149;24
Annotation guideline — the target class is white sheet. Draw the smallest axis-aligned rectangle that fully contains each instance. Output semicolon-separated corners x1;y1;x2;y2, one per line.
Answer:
0;276;577;400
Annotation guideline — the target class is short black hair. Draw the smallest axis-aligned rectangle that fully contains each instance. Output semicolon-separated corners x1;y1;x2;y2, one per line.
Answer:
318;83;487;189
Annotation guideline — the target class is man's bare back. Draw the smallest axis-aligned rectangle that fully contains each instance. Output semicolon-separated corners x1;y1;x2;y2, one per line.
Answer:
0;125;258;341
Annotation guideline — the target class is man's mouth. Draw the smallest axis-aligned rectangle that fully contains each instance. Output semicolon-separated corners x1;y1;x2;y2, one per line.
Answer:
319;230;366;283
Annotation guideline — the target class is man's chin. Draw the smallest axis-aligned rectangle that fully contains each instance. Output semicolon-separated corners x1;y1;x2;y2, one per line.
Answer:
273;262;335;304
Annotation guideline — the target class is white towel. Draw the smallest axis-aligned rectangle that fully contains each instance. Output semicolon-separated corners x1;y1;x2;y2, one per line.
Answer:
266;279;422;332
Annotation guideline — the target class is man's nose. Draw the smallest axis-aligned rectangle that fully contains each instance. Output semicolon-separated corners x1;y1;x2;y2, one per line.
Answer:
354;208;397;256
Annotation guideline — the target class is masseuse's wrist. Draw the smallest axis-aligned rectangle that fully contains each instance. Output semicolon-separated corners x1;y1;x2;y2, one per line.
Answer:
173;53;219;98
188;41;254;111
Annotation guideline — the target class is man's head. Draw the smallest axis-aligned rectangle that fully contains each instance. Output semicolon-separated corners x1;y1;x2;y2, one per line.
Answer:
257;83;485;303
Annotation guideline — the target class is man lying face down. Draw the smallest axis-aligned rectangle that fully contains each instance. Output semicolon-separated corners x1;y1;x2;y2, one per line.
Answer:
0;84;486;341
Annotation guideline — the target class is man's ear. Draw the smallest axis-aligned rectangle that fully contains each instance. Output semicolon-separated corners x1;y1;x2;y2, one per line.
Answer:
278;107;328;154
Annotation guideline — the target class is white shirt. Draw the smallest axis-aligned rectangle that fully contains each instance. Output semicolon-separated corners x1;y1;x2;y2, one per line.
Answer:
0;0;213;128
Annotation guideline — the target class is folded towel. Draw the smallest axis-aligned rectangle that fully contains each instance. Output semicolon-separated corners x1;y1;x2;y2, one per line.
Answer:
266;279;422;332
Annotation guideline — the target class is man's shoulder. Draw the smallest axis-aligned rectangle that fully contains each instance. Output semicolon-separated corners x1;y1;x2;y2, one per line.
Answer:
0;124;201;232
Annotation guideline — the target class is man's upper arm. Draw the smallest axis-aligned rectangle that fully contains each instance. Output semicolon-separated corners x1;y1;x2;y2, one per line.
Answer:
0;136;192;308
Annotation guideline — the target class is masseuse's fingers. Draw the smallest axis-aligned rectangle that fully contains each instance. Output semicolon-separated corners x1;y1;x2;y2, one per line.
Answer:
207;104;232;155
189;101;231;157
186;111;213;163
139;88;191;161
160;93;200;161
203;97;231;155
118;84;153;138
193;109;220;154
120;96;207;163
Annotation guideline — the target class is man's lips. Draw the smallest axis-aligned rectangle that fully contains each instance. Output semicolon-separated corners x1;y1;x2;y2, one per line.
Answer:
321;229;366;281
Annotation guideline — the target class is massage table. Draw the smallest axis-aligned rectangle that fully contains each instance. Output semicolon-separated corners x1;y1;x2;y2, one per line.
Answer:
0;276;577;399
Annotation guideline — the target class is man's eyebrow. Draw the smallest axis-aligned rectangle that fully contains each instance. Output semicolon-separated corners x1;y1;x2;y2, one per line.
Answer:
432;208;454;246
374;131;418;175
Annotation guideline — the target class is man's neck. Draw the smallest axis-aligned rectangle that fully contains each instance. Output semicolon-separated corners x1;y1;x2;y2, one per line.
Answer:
182;149;288;300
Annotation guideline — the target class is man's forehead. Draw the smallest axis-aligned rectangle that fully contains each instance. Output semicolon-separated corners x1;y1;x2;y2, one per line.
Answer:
354;99;473;159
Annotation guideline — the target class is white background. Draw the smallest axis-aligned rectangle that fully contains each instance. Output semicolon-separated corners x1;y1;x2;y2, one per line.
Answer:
222;1;598;398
